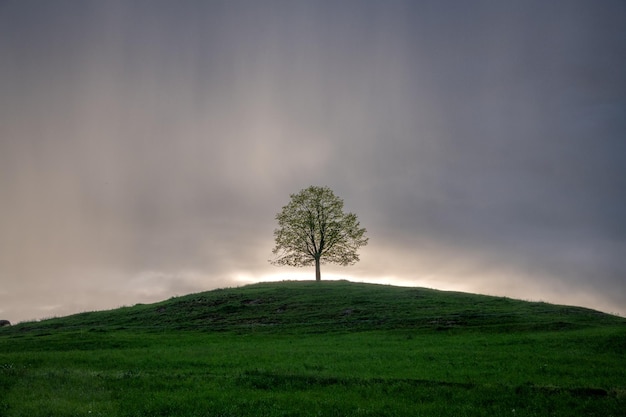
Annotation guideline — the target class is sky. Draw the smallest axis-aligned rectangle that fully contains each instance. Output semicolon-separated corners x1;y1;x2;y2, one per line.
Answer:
1;0;625;323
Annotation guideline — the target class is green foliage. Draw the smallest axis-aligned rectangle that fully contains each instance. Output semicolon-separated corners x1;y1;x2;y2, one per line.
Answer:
271;186;368;280
1;281;625;416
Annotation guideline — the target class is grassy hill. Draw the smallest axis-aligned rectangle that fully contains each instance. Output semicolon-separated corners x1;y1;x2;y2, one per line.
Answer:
1;280;625;417
8;280;624;333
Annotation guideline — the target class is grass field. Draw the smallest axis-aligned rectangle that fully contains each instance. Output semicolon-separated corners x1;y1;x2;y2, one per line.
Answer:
1;281;625;416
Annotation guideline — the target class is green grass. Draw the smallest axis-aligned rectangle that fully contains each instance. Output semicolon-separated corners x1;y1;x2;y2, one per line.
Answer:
1;280;625;416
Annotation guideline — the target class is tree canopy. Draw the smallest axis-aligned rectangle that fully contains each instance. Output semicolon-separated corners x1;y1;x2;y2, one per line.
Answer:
271;186;368;281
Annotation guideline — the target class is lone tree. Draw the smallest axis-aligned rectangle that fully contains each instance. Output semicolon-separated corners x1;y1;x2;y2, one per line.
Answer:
271;185;368;281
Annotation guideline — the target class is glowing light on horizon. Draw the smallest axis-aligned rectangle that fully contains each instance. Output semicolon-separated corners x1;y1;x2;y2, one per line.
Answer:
231;270;473;294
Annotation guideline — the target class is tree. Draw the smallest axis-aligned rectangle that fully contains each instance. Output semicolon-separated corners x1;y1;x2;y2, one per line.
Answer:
271;186;368;281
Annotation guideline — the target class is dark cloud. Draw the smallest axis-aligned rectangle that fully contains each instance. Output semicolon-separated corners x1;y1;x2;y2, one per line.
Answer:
1;1;624;322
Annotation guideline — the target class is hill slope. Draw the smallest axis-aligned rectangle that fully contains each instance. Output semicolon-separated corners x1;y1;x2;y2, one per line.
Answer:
10;280;624;334
2;281;625;416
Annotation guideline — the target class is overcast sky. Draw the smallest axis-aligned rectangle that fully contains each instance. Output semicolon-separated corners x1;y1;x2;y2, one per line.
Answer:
1;0;625;323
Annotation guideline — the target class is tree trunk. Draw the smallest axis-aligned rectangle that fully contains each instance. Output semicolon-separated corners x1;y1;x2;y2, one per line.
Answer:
315;257;321;281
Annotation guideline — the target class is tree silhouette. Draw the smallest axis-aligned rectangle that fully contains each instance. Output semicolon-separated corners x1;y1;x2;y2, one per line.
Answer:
271;186;368;281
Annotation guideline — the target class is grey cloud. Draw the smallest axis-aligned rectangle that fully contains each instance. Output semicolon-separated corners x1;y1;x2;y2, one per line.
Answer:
1;1;624;322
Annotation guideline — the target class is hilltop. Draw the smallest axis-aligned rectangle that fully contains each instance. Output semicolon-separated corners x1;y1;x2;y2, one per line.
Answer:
8;280;624;334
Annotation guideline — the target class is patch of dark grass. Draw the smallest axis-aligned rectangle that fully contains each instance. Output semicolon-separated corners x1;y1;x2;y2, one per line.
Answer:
9;281;625;335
